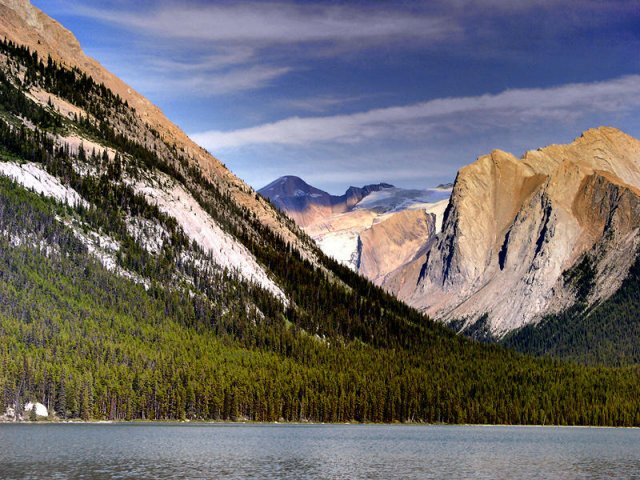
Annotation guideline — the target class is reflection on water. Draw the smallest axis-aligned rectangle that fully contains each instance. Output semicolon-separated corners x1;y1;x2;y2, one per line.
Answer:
0;423;639;479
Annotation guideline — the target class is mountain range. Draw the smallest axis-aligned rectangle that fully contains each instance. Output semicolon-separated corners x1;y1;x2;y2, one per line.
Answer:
392;127;640;336
261;127;640;363
1;0;640;425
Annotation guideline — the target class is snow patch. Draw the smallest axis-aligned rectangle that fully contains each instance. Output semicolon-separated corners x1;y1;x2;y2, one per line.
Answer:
424;199;450;234
355;187;450;213
315;231;360;271
0;162;88;208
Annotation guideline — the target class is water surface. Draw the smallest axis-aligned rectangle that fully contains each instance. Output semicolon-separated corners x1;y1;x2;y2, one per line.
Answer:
0;423;638;479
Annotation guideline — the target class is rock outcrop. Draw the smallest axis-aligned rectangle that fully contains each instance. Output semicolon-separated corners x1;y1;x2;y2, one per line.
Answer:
359;209;436;284
391;127;640;336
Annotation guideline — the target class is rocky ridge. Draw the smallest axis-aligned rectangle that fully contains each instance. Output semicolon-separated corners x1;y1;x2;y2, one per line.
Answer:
391;127;640;336
259;175;393;227
0;0;314;259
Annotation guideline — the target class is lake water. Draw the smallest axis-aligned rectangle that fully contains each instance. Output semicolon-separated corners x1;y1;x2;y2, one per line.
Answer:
0;423;639;479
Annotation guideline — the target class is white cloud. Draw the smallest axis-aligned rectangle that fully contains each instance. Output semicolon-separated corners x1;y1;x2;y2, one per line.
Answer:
184;65;293;96
68;2;460;47
148;47;257;73
281;94;380;113
191;75;640;150
88;49;292;96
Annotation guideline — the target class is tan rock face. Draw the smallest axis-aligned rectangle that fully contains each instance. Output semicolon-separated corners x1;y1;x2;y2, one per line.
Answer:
0;0;313;259
393;127;640;336
359;210;435;284
306;206;438;284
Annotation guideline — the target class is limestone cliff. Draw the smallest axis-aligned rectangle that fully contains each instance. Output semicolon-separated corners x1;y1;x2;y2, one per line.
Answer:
393;127;640;336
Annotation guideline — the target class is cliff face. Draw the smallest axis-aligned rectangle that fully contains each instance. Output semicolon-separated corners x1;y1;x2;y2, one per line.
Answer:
358;209;436;284
392;127;640;336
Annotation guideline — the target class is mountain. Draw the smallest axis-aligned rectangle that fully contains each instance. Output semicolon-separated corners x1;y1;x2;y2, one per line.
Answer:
1;0;640;425
259;175;393;227
260;177;450;283
387;127;640;343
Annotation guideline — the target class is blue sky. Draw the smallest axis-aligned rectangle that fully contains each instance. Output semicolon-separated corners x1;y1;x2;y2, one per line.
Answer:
32;0;640;193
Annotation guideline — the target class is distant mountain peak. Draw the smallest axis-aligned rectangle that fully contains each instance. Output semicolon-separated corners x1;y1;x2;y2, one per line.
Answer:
259;175;327;199
258;176;396;227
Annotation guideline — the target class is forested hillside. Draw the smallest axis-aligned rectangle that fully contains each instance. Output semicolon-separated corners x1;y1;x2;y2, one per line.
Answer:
2;36;640;426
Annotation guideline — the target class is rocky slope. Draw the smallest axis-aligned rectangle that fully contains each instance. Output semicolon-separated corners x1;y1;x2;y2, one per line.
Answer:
260;176;450;284
390;127;640;337
0;0;314;258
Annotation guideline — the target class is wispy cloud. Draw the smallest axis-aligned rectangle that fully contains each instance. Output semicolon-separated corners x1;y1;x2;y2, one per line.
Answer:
87;46;291;96
192;65;293;96
47;0;638;100
148;47;256;73
191;75;640;150
69;2;459;47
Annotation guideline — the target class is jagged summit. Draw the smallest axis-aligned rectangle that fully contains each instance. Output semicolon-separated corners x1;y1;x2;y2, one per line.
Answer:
389;126;640;336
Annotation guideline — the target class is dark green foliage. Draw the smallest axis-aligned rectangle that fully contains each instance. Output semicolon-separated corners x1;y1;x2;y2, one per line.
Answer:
1;178;640;424
563;255;596;304
0;69;62;130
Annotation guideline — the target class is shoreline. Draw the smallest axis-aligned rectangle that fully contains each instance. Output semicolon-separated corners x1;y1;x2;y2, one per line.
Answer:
1;419;637;429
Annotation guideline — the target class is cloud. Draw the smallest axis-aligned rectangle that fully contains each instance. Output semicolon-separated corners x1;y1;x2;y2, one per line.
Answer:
280;94;380;113
191;75;640;150
148;47;257;73
64;2;460;47
60;0;638;47
86;47;291;96
178;65;293;96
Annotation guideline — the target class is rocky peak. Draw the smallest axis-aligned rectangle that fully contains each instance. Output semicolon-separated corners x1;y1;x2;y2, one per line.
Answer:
390;127;640;336
260;176;328;200
344;183;394;208
259;177;394;227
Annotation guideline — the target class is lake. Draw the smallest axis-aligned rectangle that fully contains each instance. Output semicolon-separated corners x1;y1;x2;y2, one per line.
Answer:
0;423;639;479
